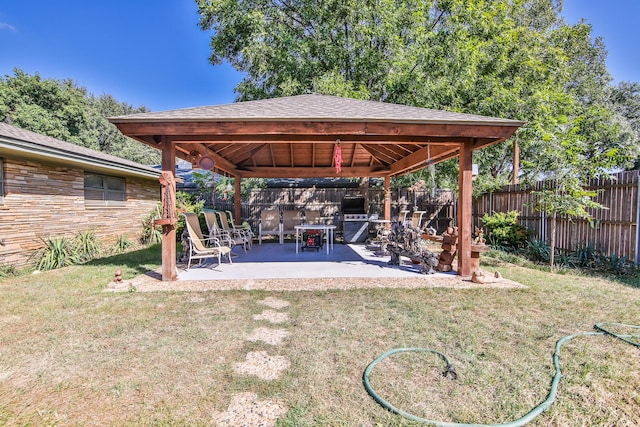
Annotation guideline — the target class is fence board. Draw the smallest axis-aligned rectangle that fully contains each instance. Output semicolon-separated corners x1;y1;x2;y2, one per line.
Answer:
202;187;457;235
472;170;639;262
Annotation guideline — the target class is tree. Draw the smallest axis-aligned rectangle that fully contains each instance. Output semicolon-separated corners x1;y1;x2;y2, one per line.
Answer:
530;122;605;269
0;68;160;165
0;69;93;146
197;0;636;187
610;81;640;169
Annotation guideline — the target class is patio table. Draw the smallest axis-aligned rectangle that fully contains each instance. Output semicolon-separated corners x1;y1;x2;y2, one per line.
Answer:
295;224;336;254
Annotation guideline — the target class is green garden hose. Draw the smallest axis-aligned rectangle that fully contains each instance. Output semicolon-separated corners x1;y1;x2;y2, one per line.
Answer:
363;322;640;426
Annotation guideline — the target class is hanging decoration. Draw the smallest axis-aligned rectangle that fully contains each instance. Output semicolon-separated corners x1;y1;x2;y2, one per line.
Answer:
335;139;342;174
157;171;177;225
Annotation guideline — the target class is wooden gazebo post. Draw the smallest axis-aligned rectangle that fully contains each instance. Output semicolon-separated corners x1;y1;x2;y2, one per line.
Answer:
384;175;391;225
160;138;177;281
457;140;473;277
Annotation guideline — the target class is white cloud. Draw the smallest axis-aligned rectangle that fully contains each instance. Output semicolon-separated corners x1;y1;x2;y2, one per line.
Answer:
0;23;16;31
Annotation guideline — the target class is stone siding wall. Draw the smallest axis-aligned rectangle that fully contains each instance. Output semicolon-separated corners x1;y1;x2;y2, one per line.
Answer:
0;159;159;269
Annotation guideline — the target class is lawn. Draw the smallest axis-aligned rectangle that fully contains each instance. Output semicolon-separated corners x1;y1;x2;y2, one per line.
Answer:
0;245;638;426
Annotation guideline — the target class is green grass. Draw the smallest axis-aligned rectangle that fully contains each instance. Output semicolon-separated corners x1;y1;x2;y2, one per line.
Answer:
0;247;638;426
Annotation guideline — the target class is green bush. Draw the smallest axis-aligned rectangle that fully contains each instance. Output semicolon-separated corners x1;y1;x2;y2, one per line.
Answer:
113;234;133;253
0;263;17;278
141;193;206;246
75;229;101;262
140;204;163;245
481;211;529;248
35;237;82;271
175;191;205;239
526;239;551;263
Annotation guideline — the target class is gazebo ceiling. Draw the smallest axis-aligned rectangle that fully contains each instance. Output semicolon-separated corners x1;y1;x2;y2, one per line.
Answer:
110;94;524;179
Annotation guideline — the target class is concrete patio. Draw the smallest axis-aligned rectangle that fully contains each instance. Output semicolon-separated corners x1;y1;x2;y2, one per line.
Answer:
177;241;453;281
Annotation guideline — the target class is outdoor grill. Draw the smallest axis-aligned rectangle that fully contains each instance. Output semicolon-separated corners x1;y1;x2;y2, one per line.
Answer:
342;196;369;243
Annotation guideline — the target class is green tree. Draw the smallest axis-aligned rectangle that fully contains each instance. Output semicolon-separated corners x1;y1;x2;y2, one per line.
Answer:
215;176;267;203
196;0;636;187
0;68;160;165
0;69;93;146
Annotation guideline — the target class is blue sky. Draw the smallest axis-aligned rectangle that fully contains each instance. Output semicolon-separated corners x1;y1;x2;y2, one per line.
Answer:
0;1;638;112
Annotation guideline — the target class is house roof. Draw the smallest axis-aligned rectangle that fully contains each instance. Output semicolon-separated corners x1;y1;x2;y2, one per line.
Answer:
0;122;160;179
110;94;525;179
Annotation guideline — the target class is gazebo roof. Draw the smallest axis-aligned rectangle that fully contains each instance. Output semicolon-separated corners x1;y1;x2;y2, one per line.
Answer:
110;94;524;179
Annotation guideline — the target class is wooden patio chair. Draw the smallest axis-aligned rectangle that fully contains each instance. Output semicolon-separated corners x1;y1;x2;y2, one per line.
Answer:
183;212;232;270
258;209;282;244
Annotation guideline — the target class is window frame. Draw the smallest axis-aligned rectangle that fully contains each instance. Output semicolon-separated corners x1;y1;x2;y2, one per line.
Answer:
84;172;126;207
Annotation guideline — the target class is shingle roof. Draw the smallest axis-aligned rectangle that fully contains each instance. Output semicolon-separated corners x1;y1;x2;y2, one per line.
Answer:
110;94;525;126
0;122;160;177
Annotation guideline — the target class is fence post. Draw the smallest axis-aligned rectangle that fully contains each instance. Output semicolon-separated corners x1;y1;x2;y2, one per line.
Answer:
635;174;640;265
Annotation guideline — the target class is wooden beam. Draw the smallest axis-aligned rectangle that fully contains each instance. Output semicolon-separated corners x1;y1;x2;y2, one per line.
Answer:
237;166;389;178
457;141;473;277
113;121;522;140
358;144;393;165
234;144;269;166
360;143;402;164
160;138;177;281
388;144;462;176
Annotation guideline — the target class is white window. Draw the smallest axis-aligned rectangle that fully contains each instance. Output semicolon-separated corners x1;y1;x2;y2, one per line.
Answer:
84;173;126;207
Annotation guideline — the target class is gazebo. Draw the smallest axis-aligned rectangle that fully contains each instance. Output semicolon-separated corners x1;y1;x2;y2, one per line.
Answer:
110;94;523;281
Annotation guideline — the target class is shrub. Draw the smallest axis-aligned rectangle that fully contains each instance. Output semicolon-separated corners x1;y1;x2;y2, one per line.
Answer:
74;229;101;262
0;263;17;278
526;239;551;263
481;211;529;248
113;234;133;253
35;237;81;271
140;204;163;245
574;242;598;268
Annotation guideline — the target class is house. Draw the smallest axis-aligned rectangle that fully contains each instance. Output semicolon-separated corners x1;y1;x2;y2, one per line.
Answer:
0;123;161;269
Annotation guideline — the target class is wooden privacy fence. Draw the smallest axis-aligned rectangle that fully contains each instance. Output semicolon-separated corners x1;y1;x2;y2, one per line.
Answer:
472;170;640;263
207;187;457;235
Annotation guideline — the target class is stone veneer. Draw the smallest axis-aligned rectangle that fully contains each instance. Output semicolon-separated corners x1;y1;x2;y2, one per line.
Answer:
0;159;159;269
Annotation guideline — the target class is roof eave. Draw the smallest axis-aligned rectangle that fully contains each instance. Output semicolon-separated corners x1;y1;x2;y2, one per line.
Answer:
0;137;161;180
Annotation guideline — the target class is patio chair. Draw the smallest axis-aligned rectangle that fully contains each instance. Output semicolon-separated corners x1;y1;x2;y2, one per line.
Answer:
203;210;247;253
303;210;323;224
215;210;249;252
281;210;302;244
183;212;232;270
398;210;410;224
203;209;247;253
409;211;427;230
222;210;253;248
258;209;282;245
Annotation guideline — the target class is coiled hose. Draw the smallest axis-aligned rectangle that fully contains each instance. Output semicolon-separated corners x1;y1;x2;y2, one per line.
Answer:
363;322;640;426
